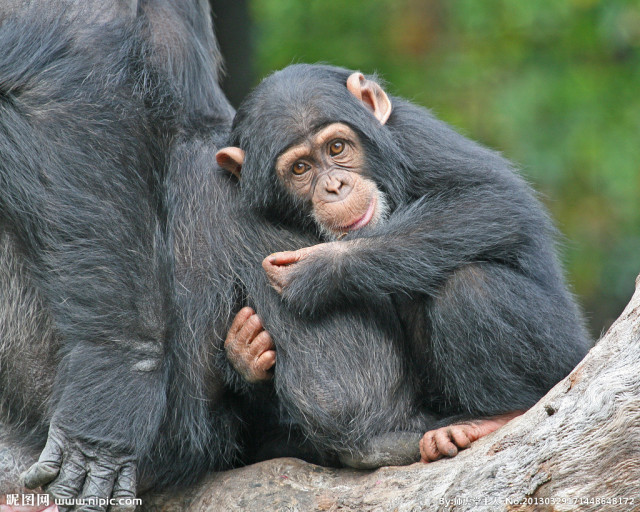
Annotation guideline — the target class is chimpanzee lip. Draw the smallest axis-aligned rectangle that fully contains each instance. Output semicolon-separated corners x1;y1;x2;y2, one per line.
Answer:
341;196;376;232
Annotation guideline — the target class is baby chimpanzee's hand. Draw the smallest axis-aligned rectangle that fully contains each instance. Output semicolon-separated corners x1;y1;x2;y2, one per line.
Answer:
262;244;329;293
225;307;275;382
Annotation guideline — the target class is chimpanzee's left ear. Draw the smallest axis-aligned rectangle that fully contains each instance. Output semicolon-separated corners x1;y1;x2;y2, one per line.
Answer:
216;147;245;179
346;72;392;125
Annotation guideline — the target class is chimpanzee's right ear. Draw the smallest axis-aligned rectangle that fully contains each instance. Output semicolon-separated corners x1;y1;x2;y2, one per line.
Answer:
216;147;245;179
346;72;392;125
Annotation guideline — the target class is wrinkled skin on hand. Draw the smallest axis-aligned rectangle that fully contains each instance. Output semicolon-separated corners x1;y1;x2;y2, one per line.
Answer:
262;242;354;317
262;243;334;294
22;424;137;512
225;307;276;383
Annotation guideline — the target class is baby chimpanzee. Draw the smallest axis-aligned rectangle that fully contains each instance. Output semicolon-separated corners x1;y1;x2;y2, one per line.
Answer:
217;64;591;463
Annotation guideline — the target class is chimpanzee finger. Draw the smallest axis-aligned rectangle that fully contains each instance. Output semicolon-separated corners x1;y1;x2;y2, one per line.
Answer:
434;428;459;458
419;431;441;462
261;258;286;292
449;425;472;450
75;460;118;512
236;313;264;346
225;307;255;348
255;351;276;379
22;434;63;489
261;255;277;277
44;452;86;512
110;461;137;512
249;329;275;357
237;330;275;382
255;332;276;366
264;250;302;267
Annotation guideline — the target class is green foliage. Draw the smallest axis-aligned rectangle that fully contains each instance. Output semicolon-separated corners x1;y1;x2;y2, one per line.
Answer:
250;0;640;335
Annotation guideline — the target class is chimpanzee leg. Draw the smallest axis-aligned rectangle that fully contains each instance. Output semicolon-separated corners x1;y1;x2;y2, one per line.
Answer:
422;263;588;416
266;304;433;468
224;300;430;468
410;263;588;461
0;231;55;503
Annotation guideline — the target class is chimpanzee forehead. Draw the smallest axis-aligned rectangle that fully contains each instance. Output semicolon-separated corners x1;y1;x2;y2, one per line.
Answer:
234;64;371;151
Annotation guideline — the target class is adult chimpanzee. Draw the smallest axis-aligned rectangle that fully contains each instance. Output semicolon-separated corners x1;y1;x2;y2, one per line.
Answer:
217;63;592;462
1;2;430;509
0;1;250;509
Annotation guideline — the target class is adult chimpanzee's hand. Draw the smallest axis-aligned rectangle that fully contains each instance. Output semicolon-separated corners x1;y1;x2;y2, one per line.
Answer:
225;307;276;382
23;423;137;512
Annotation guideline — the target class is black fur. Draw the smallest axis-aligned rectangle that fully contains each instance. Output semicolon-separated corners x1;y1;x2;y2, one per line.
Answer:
0;2;423;507
228;63;592;430
0;0;242;505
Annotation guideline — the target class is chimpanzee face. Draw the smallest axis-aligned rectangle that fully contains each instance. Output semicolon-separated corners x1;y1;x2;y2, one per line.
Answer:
216;71;392;238
272;122;387;237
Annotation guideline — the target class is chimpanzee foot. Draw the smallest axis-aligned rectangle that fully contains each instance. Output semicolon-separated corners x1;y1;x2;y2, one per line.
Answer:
22;424;136;512
339;432;422;469
225;307;276;383
420;411;524;462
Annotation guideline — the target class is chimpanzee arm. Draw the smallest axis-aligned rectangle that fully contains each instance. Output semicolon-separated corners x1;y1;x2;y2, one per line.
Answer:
0;10;177;510
23;345;166;507
279;176;553;315
16;175;172;510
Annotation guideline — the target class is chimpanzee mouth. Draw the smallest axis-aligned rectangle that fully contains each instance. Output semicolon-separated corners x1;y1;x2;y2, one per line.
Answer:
341;195;377;232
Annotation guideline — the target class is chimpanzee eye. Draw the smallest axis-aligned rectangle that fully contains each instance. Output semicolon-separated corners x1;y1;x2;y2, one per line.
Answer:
329;139;345;157
291;161;309;175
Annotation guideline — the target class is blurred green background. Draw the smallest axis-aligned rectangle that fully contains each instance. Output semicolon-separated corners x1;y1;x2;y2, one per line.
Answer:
212;0;640;338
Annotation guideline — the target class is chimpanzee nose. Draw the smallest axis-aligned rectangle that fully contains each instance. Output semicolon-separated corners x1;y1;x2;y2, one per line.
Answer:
325;177;344;194
317;172;353;202
325;176;344;194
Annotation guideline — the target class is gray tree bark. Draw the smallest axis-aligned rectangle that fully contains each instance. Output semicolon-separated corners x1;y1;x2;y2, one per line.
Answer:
141;274;640;512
